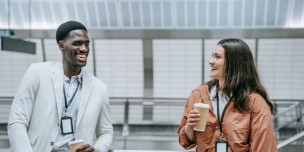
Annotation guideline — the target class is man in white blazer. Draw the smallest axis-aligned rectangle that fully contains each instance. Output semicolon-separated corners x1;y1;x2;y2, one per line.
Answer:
8;21;113;152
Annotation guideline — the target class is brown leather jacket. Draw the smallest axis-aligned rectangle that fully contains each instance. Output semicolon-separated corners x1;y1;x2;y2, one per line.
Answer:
178;84;278;152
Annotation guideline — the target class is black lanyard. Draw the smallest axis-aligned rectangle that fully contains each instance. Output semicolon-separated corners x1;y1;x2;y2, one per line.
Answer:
216;93;228;139
63;82;79;117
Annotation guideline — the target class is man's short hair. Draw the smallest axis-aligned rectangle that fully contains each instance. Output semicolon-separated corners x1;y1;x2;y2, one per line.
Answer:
56;21;87;44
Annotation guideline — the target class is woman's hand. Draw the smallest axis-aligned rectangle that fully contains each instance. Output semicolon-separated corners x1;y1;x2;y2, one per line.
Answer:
186;109;201;129
184;109;201;141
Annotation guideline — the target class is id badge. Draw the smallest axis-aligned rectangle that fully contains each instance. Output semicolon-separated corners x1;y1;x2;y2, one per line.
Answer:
215;140;228;152
61;117;73;135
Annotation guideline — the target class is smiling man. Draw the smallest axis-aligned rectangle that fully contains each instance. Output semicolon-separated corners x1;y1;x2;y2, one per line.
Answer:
8;21;113;152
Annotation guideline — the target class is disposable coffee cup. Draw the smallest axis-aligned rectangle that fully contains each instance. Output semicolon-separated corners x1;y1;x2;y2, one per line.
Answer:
68;139;85;152
193;103;210;131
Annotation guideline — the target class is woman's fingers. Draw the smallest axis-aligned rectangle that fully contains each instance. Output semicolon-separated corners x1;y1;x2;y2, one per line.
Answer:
187;110;201;126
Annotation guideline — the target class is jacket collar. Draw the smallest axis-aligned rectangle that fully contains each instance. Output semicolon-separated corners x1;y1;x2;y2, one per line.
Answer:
51;61;64;122
50;61;92;127
76;70;92;127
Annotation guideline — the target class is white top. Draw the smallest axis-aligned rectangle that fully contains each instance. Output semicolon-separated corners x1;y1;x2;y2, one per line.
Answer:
52;71;83;151
210;86;228;118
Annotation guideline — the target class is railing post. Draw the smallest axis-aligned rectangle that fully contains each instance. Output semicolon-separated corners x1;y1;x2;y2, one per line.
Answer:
301;101;303;152
298;101;303;151
273;100;280;140
122;98;129;150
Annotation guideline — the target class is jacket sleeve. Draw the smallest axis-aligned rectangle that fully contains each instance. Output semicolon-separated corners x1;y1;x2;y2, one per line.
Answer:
94;87;114;152
177;90;201;150
7;64;39;152
249;95;278;152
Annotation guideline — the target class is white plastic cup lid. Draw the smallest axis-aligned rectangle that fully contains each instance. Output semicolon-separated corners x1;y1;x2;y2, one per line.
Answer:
194;103;210;108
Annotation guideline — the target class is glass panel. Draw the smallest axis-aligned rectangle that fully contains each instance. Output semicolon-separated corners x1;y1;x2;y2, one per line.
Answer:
208;1;217;27
266;0;277;26
153;39;202;98
121;2;131;27
41;2;53;24
11;1;23;28
219;0;228;27
187;1;195;26
152;1;161;27
97;2;107;27
291;0;304;25
0;1;8;28
255;0;265;26
108;2;118;27
52;2;64;25
244;0;254;26
66;2;76;21
76;2;87;25
142;1;151;27
87;2;98;27
0;39;43;96
163;1;171;27
95;39;144;97
198;1;206;27
131;2;141;27
233;0;242;26
277;0;289;26
176;1;185;27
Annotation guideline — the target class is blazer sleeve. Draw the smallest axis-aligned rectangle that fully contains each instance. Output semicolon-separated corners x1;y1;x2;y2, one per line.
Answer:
94;86;114;152
7;64;39;152
177;89;201;150
249;95;278;152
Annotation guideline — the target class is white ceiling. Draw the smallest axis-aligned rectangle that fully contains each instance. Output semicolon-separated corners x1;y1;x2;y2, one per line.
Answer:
0;0;303;30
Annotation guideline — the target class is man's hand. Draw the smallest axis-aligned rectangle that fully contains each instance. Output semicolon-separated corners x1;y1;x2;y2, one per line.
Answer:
75;144;96;152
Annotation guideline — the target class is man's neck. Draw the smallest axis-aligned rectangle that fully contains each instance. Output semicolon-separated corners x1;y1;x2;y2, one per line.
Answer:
63;64;81;79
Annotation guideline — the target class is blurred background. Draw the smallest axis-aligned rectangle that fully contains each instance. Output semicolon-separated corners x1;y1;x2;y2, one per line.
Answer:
0;0;304;151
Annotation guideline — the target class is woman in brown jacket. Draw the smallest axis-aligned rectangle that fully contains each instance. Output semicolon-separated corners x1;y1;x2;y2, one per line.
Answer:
178;38;278;152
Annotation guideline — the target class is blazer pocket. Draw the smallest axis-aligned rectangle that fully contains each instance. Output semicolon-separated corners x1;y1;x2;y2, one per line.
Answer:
230;128;249;143
28;130;38;145
197;122;215;144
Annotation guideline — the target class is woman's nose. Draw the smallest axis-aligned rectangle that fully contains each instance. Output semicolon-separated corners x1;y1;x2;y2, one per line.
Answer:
209;57;214;65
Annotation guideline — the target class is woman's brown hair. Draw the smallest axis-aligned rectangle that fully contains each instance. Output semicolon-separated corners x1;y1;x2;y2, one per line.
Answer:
207;38;273;113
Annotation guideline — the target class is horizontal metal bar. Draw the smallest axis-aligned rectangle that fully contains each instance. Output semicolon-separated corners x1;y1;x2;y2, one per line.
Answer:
273;102;300;119
278;130;304;149
1;96;303;102
274;115;304;132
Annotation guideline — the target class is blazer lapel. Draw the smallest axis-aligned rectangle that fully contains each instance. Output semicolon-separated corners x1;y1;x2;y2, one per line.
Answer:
51;61;64;122
76;70;92;127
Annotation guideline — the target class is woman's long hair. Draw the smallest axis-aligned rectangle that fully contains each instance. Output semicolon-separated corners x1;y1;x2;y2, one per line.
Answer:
207;38;273;113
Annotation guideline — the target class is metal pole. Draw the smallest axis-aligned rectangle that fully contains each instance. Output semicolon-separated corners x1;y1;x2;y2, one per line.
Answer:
299;102;303;151
122;98;129;150
28;0;32;40
91;39;97;76
296;102;301;151
7;0;10;30
273;100;279;140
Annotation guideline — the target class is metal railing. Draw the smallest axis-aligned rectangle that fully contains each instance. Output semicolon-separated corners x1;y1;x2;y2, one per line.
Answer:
272;99;304;151
110;97;186;150
1;97;304;151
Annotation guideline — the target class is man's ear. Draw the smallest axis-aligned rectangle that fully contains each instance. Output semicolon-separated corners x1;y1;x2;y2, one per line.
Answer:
58;41;64;50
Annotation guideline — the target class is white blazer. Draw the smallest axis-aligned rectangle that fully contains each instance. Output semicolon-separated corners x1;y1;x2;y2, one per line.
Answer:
8;61;113;152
